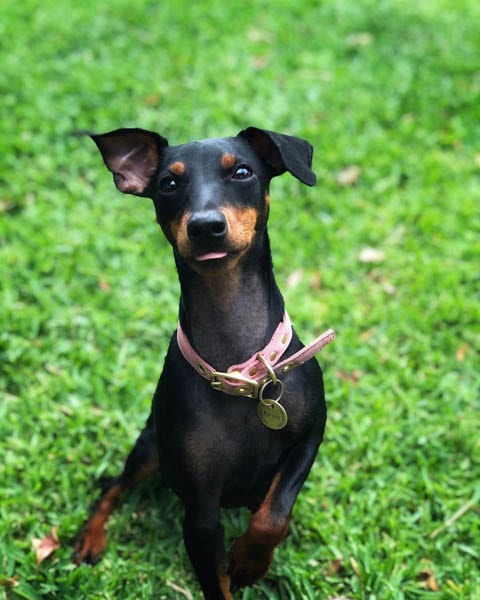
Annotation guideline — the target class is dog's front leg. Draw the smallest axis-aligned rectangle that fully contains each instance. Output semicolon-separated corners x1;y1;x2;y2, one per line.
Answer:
183;502;232;600
228;435;323;589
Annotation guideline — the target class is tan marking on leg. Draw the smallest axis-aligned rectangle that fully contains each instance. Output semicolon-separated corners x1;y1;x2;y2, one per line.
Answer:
73;483;123;564
229;471;289;588
218;568;232;599
169;161;185;176
221;153;237;170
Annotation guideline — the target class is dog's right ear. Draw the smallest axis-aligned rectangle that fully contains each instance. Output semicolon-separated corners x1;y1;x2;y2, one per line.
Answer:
91;128;168;196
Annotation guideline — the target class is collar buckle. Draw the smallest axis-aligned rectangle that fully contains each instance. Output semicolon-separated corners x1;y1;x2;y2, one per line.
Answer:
210;371;260;399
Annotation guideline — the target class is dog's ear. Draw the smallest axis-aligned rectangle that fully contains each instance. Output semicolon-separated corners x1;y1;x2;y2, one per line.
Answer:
91;128;168;196
237;127;316;186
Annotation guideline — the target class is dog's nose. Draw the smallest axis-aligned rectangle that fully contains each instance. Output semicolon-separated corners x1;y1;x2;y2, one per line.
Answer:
187;211;228;242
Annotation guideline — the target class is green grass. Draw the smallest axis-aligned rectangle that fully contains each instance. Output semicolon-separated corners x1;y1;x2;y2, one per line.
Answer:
1;0;479;598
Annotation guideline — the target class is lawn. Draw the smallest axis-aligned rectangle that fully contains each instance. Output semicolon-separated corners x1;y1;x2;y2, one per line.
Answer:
1;0;479;598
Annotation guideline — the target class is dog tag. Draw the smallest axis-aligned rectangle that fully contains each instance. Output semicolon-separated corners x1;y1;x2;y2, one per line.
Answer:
257;380;288;430
257;400;288;430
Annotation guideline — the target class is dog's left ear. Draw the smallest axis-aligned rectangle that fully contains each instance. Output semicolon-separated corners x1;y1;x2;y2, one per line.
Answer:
237;127;316;186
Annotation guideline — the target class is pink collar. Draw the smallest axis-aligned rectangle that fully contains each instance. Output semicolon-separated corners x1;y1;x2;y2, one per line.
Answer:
176;312;335;399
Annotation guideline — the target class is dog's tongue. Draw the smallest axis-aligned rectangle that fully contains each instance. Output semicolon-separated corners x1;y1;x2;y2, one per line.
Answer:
195;252;228;262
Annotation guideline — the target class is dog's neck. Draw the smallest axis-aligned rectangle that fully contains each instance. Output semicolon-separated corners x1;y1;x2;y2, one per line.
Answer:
176;232;285;371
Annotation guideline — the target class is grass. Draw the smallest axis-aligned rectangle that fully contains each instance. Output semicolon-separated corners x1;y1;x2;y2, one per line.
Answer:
1;0;479;598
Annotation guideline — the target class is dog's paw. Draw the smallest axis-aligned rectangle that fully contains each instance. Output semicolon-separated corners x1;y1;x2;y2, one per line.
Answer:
228;536;273;589
72;521;107;565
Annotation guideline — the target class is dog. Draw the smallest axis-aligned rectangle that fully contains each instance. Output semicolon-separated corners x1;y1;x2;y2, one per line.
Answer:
73;126;335;599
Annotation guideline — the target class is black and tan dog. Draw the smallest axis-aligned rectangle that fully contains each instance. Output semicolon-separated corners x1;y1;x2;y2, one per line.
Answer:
73;126;334;599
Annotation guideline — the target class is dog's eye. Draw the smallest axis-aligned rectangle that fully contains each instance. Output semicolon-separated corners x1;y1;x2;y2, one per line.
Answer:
159;177;178;193
232;165;252;180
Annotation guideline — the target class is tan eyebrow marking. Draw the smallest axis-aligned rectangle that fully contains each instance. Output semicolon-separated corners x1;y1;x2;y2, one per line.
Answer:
169;161;185;176
220;153;236;170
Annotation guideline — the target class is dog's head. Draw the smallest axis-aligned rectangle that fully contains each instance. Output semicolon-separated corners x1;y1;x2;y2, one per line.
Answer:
91;127;316;273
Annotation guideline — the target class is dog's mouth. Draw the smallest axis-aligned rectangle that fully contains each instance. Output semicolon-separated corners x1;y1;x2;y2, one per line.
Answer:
195;251;229;262
185;245;249;273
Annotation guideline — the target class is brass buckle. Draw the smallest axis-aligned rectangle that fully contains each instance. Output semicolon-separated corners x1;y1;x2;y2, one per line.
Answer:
210;370;260;399
257;353;278;384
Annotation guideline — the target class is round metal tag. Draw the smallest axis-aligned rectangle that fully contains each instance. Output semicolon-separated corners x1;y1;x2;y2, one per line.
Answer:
257;399;288;430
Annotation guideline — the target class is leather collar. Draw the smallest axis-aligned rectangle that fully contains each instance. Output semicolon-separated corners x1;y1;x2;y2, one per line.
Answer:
176;312;335;399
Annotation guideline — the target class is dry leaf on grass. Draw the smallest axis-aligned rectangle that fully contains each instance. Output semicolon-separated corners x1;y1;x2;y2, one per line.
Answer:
358;246;386;263
359;327;376;341
166;581;193;600
336;370;363;384
350;556;362;578
144;94;161;106
417;568;440;592
31;528;60;565
325;557;345;575
430;497;476;539
247;28;273;43
0;576;20;589
346;32;373;47
382;280;397;295
337;166;361;186
252;55;269;69
44;364;62;376
310;272;321;290
455;343;470;362
287;269;303;289
97;278;110;292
